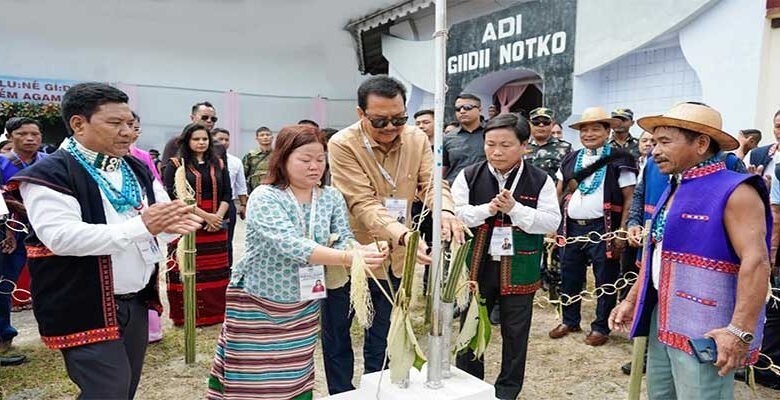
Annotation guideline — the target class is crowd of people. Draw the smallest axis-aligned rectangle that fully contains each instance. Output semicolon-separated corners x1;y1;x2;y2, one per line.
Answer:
0;76;777;400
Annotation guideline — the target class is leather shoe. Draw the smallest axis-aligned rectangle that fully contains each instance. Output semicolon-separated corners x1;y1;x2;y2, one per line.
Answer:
584;331;609;346
548;324;582;339
0;354;26;366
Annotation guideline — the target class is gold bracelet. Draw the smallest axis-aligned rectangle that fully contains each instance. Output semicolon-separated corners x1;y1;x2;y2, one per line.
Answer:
341;252;349;266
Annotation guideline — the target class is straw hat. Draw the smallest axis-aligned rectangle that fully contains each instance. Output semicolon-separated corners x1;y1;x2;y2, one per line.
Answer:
568;107;621;130
637;102;738;151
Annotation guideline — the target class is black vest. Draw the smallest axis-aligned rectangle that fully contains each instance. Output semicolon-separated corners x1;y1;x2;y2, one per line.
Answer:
10;149;161;349
463;161;549;294
559;148;636;259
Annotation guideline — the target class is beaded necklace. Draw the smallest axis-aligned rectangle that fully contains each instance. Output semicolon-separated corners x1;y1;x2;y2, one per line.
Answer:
651;155;720;243
574;144;611;195
65;138;143;214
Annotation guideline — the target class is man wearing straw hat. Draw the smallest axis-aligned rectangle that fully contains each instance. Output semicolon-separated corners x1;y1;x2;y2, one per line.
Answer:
549;107;637;346
610;102;771;399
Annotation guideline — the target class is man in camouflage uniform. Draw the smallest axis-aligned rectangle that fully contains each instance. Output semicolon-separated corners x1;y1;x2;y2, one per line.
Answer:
525;107;572;181
609;108;641;160
523;107;571;306
242;126;273;194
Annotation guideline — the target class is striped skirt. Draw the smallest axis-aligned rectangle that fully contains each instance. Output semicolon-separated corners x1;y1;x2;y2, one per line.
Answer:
207;286;319;400
167;205;230;327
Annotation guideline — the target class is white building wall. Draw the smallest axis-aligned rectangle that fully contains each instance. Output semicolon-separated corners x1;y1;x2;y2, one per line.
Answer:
679;0;765;138
568;43;703;147
0;0;370;157
600;46;703;121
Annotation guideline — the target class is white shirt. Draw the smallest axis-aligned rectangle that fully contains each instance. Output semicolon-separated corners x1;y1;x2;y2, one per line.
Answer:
555;150;637;219
20;171;178;295
227;153;248;200
452;161;562;234
652;240;663;290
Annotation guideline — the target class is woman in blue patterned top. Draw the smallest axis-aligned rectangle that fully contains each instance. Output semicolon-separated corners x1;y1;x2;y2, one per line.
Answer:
208;124;387;400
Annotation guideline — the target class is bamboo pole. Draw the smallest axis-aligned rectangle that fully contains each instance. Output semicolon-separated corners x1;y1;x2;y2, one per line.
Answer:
426;0;448;388
628;220;652;399
174;162;197;365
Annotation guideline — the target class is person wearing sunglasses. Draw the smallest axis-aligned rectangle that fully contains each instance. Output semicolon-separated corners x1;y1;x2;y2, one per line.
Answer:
443;93;487;184
324;75;465;395
525;107;572;180
161;101;224;172
609;108;641;160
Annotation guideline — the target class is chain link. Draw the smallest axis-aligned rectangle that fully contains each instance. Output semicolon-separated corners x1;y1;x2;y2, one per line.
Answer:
535;272;638;308
545;227;647;247
0;278;31;304
753;353;780;376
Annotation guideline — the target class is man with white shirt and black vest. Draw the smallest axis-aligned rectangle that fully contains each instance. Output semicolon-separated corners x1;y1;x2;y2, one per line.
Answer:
453;113;561;400
211;127;248;267
549;107;637;347
11;83;202;399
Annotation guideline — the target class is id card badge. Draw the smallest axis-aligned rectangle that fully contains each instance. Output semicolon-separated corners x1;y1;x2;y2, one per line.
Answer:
137;238;166;265
385;198;409;225
299;264;327;301
489;227;514;258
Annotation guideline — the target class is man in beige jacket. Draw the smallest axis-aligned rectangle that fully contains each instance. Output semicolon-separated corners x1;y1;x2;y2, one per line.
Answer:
323;75;464;394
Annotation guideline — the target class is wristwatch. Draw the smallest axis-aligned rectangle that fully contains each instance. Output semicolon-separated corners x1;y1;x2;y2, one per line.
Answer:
726;324;755;344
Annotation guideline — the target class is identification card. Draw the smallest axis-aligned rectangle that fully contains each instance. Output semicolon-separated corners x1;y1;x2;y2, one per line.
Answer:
385;198;409;225
137;238;166;265
299;264;327;301
489;227;514;257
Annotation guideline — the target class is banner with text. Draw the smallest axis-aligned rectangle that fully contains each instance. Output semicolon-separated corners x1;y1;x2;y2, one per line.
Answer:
0;75;79;103
445;0;576;122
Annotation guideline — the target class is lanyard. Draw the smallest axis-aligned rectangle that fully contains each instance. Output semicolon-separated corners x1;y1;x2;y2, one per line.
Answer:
287;187;318;240
359;123;403;193
493;163;522;223
494;163;522;195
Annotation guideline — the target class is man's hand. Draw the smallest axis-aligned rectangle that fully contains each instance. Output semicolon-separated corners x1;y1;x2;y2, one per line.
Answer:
705;327;749;376
141;200;204;235
612;237;627;254
608;300;635;332
493;189;516;214
238;205;246;220
1;229;16;254
441;212;465;244
487;201;499;216
416;240;432;265
627;225;643;247
747;164;764;177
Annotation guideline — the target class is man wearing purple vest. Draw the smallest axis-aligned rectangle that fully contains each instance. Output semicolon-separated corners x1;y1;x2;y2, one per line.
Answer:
610;102;771;399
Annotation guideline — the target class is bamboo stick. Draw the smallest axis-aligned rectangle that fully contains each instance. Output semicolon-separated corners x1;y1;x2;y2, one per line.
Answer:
174;162;197;365
628;220;652;399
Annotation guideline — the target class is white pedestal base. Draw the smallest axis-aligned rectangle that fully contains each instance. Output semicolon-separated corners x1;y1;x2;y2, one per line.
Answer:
322;365;494;400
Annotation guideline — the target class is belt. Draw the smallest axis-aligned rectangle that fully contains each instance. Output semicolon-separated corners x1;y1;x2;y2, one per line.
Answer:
568;217;602;226
114;292;139;301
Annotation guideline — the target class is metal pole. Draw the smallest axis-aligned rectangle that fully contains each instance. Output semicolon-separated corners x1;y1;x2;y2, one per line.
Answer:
426;0;447;389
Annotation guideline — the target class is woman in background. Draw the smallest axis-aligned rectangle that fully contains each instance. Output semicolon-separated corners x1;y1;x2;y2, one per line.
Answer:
163;123;231;327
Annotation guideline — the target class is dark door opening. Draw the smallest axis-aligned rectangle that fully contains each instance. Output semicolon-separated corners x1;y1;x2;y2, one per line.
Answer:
491;83;543;119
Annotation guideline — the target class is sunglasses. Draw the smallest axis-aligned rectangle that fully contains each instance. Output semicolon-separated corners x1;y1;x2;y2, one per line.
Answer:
200;115;219;123
531;119;552;127
454;104;479;112
365;115;409;129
